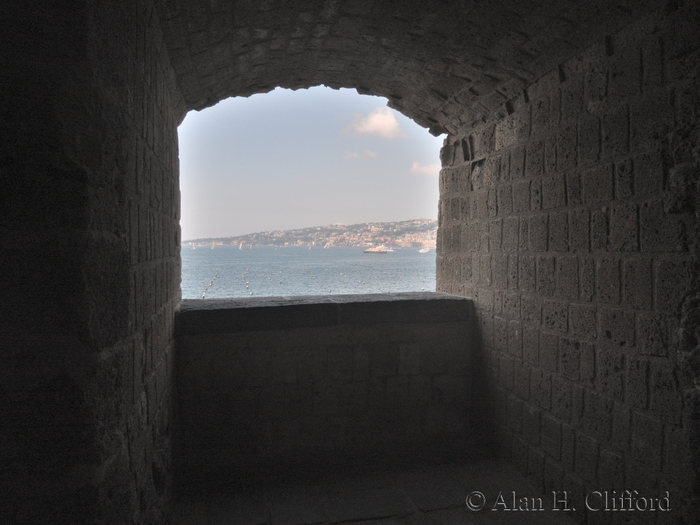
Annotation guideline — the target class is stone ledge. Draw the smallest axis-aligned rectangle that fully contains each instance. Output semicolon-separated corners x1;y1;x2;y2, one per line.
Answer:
176;292;474;335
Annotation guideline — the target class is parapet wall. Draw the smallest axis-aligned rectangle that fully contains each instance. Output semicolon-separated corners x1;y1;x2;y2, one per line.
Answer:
436;6;700;522
174;293;480;488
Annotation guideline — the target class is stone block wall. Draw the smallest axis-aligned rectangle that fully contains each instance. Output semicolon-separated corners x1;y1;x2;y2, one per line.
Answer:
1;1;181;523
174;294;480;489
436;7;699;523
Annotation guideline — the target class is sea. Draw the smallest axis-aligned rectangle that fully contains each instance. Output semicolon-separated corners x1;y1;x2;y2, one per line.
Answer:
181;245;436;299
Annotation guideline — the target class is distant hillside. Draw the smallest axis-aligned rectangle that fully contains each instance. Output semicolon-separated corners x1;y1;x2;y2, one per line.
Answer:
185;219;437;248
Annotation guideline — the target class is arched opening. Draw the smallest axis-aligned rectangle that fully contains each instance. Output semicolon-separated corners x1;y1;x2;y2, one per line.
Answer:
177;86;444;298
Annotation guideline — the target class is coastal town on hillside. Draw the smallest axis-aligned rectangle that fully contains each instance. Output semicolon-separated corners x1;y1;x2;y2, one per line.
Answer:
185;219;437;249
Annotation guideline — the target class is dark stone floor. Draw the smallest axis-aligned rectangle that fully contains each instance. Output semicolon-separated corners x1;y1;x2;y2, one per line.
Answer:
171;458;576;524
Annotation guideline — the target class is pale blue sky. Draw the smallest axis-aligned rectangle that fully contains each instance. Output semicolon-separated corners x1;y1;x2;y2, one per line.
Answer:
178;87;444;240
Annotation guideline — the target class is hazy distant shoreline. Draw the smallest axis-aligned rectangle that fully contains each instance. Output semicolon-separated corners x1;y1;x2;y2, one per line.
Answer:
184;219;437;249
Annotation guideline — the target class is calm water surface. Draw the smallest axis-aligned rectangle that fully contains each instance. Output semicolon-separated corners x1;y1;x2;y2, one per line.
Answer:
181;245;436;299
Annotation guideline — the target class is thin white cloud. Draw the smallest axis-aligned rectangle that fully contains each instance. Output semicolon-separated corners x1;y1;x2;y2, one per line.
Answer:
411;161;441;176
343;150;379;160
346;107;405;139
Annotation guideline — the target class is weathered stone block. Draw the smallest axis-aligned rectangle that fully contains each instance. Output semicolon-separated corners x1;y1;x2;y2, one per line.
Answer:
398;343;421;375
590;208;609;250
540;331;559;372
615;157;634;199
566;170;582;206
583;389;614;441
598;450;625;493
583;164;613;205
532;93;559;137
544;134;557;175
518;217;529;252
526;140;544;178
507;394;524;433
512;436;528;474
580;341;595;385
630;88;675;150
523;404;541;444
544;457;564;495
649;363;682;425
640;200;687;252
633;150;663;197
497;184;513;215
568;208;589;252
536;256;556;296
557;123;578;172
575;433;599;484
602;104;629;159
507;254;519;289
580;257;596;301
543;301;568;333
596;345;625;398
579;116;601;165
637;313;668;357
561;424;576;470
495;114;518;150
570;304;597;340
529;214;548;252
542;175;565;209
531;367;552;410
530;179;542;210
520;294;541;325
655;258;692;314
612;402;631;450
490;219;503;251
599;307;635;348
627;358;649;409
495;316;508;352
487;188;498;217
559;337;582;381
555;256;579;301
512;180;531;212
503;292;520;319
609;203;638;251
480;254;492;285
596;258;620;304
664;424;696;488
632;412;663;471
511;144;525;179
484;155;501;187
523;324;539;364
551;376;572;423
353;346;370;381
622;257;652;310
549;210;569;252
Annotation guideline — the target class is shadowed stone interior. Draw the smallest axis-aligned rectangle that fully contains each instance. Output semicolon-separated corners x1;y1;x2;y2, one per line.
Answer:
3;0;700;523
174;293;482;492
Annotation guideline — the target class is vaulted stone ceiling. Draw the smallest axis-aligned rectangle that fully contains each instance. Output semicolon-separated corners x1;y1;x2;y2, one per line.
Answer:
157;0;663;135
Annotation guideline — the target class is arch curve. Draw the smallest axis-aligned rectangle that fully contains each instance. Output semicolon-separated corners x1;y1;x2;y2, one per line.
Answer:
157;0;659;134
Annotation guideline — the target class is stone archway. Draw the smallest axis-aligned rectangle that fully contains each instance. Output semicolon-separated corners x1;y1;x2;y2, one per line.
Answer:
158;0;656;133
8;0;700;523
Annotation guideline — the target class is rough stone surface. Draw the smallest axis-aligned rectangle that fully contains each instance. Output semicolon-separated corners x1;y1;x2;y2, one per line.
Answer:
156;0;661;135
174;294;481;486
4;0;700;524
2;1;180;523
436;4;700;524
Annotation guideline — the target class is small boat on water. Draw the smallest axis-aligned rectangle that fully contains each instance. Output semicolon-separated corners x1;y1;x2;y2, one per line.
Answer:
239;242;244;250
324;243;331;249
364;245;388;254
418;246;430;253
